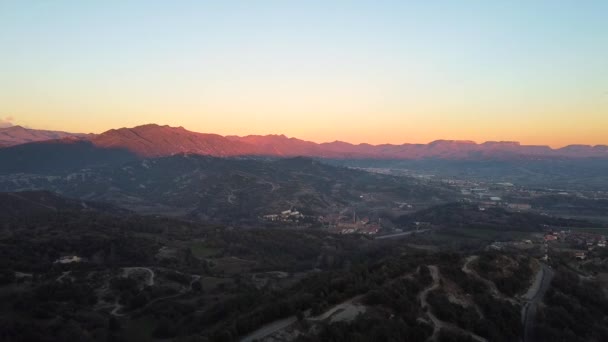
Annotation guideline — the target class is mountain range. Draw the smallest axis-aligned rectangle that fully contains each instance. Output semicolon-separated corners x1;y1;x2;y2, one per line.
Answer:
0;125;87;147
1;123;607;160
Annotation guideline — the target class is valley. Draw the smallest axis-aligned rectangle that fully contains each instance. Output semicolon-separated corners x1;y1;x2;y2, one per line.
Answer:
3;2;608;340
0;185;607;341
0;125;607;342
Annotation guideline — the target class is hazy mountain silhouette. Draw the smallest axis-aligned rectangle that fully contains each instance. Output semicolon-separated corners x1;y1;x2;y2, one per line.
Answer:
0;125;87;146
0;124;607;163
91;124;259;157
0;138;137;173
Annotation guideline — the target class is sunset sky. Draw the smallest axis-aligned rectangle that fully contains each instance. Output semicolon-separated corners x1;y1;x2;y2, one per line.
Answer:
1;1;607;147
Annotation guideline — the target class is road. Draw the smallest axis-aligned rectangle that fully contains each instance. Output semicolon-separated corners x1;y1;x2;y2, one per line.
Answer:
239;295;366;342
462;255;518;305
240;316;298;342
56;271;71;283
107;267;155;316
110;272;199;317
462;256;500;297
419;265;487;342
521;264;554;342
308;296;365;323
239;257;552;342
122;267;155;287
419;265;442;341
110;301;125;316
375;229;430;240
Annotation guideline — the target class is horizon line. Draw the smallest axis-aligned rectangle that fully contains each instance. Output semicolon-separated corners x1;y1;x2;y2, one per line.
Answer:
2;122;606;149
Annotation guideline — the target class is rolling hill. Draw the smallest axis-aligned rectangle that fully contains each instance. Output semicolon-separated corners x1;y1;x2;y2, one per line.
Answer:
0;139;137;173
0;156;456;223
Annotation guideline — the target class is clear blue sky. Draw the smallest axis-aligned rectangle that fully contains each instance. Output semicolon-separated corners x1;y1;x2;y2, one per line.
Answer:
1;1;607;146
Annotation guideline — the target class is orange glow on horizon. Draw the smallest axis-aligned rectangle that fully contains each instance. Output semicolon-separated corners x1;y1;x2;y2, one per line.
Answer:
1;2;607;150
10;116;606;149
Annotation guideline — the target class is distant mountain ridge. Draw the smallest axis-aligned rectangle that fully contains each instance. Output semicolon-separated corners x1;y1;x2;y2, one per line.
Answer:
1;124;607;160
0;125;87;146
90;124;257;157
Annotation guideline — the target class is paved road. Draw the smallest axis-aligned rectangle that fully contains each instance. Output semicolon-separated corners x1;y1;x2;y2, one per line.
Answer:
376;229;430;240
522;264;554;342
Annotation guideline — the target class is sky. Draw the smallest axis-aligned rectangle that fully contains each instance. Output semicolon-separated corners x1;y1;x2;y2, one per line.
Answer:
1;1;607;147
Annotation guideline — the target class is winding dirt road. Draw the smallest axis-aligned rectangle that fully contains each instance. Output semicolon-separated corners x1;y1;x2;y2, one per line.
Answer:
240;316;298;342
109;271;200;317
106;267;155;316
462;256;518;305
122;267;155;287
239;295;366;342
308;295;366;323
419;265;488;342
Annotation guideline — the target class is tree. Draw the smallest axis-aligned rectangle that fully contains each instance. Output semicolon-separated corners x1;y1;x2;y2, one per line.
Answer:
0;269;14;285
153;317;177;339
108;316;121;332
192;280;203;293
